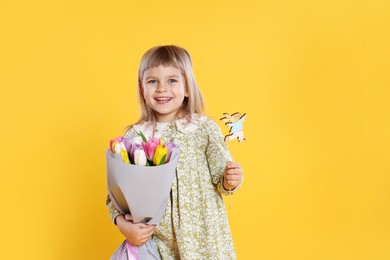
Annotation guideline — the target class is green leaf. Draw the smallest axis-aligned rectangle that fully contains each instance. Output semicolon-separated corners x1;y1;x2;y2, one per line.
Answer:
159;154;166;165
137;131;148;142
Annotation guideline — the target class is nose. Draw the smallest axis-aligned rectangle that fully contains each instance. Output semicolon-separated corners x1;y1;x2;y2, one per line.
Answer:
156;83;168;92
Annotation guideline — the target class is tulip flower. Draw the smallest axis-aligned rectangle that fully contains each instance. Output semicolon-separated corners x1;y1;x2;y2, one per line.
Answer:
110;136;124;153
123;137;132;152
153;144;168;166
114;142;126;155
130;143;143;164
120;149;130;164
111;141;130;164
134;149;147;166
109;133;177;166
142;138;161;161
164;142;178;162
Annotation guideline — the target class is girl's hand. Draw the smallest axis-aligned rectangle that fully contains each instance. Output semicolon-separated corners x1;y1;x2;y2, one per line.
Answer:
223;162;243;190
116;214;156;246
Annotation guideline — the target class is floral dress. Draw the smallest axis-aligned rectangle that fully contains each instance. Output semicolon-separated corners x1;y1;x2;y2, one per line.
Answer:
107;114;240;259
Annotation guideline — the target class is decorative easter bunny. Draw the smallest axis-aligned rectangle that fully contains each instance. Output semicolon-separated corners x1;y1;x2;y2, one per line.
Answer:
220;112;246;142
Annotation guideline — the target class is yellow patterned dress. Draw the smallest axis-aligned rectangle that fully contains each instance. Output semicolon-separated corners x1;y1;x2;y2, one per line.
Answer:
107;114;240;259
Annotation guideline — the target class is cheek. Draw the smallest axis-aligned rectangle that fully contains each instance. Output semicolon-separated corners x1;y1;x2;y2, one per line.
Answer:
176;85;187;96
141;89;152;103
142;87;151;98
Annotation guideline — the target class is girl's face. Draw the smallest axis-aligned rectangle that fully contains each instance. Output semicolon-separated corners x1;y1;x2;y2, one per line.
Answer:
142;65;188;122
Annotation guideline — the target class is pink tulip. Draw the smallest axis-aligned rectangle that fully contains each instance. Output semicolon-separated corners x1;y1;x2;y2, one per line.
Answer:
142;137;161;161
110;136;124;153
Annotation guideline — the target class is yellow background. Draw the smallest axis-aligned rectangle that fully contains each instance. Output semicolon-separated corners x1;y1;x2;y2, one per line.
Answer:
0;0;389;259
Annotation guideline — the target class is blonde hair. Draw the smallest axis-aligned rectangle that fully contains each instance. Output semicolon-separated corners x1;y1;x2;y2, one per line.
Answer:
129;45;205;129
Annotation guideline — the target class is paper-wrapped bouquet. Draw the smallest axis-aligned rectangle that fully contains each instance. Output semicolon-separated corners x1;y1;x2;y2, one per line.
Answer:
106;133;179;260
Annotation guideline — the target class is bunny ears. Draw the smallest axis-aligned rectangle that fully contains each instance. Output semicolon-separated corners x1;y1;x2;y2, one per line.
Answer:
220;112;247;142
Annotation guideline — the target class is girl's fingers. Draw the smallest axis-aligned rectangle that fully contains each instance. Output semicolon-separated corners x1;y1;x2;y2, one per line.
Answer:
225;170;243;184
226;170;242;177
137;223;156;231
224;162;243;189
226;175;242;182
226;175;241;182
145;226;156;237
140;225;156;239
226;163;242;173
225;168;242;178
136;223;155;229
227;162;241;169
125;214;133;222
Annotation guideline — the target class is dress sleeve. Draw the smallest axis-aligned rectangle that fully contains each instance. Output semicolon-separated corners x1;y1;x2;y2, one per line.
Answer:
106;194;122;224
204;118;240;196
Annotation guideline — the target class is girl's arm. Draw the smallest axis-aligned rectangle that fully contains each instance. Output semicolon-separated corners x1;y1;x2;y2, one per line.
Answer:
205;118;243;195
106;195;122;224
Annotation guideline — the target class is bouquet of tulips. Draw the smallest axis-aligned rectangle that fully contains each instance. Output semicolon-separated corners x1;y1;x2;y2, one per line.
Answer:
109;133;177;167
106;132;179;260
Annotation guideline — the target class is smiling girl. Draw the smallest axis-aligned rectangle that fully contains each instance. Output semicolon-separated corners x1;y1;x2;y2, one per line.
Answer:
107;45;243;259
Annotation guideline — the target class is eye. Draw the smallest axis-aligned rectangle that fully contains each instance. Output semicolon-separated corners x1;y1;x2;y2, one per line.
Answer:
147;80;157;84
168;79;177;83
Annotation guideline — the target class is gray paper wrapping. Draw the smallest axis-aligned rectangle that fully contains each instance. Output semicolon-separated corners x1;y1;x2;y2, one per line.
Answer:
110;239;160;260
106;148;179;224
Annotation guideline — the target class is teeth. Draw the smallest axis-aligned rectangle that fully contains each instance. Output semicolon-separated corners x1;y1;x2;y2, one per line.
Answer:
156;97;171;101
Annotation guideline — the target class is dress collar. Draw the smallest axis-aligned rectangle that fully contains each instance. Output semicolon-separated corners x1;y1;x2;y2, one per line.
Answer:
132;114;205;137
173;114;203;134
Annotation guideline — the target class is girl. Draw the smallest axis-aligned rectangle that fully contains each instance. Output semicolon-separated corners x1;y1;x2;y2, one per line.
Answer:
107;45;243;259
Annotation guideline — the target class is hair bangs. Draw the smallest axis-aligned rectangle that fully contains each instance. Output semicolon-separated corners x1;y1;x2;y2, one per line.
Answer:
138;46;189;81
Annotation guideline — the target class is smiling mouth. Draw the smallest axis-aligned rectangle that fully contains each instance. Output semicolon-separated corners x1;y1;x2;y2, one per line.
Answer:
155;97;172;102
